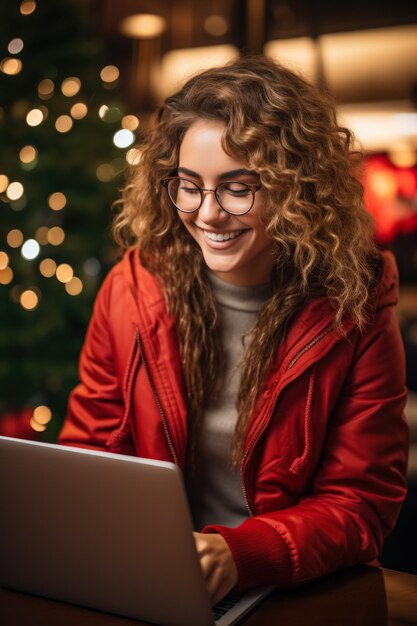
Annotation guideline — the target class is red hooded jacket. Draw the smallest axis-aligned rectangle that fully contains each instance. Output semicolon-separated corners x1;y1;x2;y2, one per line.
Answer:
58;248;409;590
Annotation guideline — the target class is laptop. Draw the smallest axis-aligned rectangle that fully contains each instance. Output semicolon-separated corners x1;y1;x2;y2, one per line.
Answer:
0;436;274;626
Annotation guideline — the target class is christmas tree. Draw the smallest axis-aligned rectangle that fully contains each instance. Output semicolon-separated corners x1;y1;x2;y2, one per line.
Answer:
0;0;139;440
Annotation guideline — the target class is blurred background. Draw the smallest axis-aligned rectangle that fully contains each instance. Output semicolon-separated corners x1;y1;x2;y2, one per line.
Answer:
0;0;416;574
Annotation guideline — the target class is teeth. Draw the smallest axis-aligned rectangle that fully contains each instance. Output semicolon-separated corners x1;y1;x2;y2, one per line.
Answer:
204;230;243;242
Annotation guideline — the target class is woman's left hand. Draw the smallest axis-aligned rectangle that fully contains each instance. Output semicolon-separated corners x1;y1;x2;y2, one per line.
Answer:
193;532;239;605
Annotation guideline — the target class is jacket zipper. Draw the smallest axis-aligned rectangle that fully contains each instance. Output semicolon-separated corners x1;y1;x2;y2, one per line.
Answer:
136;331;178;465
240;324;333;515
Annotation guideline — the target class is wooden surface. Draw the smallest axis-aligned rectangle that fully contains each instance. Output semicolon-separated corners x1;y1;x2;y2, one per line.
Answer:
1;566;417;625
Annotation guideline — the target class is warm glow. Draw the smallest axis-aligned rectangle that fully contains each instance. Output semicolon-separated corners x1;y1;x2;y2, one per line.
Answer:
55;115;73;133
264;37;318;82
19;145;37;163
39;258;57;277
56;263;73;283
8;38;24;54
126;148;142;165
99;105;109;120
48;192;67;211
157;45;239;99
0;174;9;192
38;78;54;98
47;227;65;246
1;58;23;75
0;267;13;285
20;289;39;310
6;182;24;200
21;239;40;260
26;108;44;126
70;102;88;119
204;15;228;37
122;115;140;131
33;405;52;425
20;1;36;15
120;14;167;39
7;229;24;248
61;77;81;97
30;418;47;432
100;65;119;83
0;251;9;270
35;226;49;245
96;163;115;182
389;144;417;168
65;276;83;296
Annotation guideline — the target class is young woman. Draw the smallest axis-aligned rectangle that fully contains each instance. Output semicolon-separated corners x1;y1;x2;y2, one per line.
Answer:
58;56;409;605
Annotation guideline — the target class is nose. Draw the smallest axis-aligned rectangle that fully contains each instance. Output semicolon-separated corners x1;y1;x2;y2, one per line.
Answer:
198;189;229;224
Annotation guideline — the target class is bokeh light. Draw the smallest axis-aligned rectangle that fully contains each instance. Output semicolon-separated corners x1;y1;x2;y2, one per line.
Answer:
204;15;228;36
113;129;134;148
48;192;67;211
8;38;24;54
6;182;24;200
122;115;140;131
26;108;44;126
33;405;52;425
20;289;39;310
0;251;9;270
7;229;24;248
20;1;36;15
35;226;49;245
0;174;9;192
70;102;88;119
19;145;37;164
119;14;167;39
83;257;100;276
56;263;73;283
100;65;119;83
1;58;23;75
39;258;57;277
38;78;54;99
61;77;81;97
126;148;142;165
47;226;65;246
96;163;115;182
65;276;83;296
0;267;13;285
21;239;40;260
55;115;73;133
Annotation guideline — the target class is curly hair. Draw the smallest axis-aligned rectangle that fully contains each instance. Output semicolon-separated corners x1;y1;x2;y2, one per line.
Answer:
113;56;379;468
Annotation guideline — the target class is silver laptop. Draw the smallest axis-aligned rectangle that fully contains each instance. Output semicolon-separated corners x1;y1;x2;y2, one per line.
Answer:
0;436;273;626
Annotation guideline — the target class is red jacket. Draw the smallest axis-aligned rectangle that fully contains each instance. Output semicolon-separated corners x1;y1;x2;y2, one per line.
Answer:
58;248;409;590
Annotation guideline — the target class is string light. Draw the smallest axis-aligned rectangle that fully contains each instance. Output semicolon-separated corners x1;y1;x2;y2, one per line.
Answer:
26;108;44;126
0;251;9;269
61;77;81;97
48;192;67;210
47;226;65;246
38;79;54;99
55;115;73;133
56;263;73;283
0;175;9;192
21;239;40;260
33;405;52;426
100;65;119;83
8;39;24;54
39;258;56;277
122;115;139;131
6;182;24;200
65;276;83;296
20;1;36;15
0;267;13;285
35;226;49;244
1;58;23;75
20;289;39;310
70;102;88;119
7;229;24;248
113;129;134;148
19;145;37;164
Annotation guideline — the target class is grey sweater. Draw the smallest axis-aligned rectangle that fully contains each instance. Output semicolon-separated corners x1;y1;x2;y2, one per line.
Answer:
188;272;272;530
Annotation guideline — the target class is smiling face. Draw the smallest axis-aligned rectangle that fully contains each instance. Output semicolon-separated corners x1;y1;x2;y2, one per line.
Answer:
176;120;274;286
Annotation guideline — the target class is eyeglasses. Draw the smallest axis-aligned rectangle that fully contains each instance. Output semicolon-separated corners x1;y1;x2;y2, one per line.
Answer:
161;177;262;216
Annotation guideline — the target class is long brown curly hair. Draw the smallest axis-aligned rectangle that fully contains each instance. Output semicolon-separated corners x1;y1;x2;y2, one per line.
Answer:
113;56;379;468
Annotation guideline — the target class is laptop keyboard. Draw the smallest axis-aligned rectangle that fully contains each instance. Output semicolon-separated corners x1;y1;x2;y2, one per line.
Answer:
212;591;246;620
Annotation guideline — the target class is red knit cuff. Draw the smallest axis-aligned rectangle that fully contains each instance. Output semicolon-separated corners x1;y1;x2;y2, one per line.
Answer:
202;518;292;591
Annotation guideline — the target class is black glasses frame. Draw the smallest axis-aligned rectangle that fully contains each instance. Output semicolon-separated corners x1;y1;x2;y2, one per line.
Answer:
161;176;262;216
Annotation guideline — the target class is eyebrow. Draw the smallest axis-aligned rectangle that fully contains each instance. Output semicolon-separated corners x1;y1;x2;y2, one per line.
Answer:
177;167;258;180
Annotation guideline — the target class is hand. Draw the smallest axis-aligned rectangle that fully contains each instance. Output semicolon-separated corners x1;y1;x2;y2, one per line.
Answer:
193;532;239;606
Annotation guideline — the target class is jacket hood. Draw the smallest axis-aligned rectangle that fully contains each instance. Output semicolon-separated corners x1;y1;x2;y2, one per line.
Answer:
120;247;399;332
